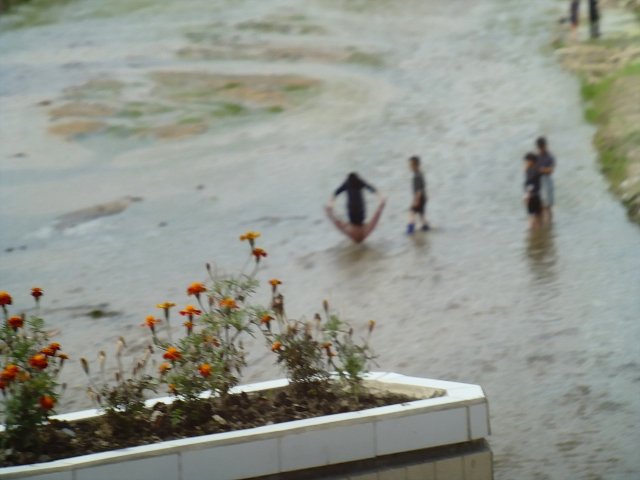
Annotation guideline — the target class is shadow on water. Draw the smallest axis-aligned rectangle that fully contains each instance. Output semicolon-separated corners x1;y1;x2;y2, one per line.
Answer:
524;224;557;287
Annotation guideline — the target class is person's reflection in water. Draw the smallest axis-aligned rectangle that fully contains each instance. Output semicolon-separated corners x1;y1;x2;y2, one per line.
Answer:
525;225;558;287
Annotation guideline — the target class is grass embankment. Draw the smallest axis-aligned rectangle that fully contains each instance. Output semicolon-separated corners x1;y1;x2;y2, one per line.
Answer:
557;1;640;223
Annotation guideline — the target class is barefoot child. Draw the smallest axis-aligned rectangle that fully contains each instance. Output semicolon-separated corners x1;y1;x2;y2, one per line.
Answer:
407;155;429;234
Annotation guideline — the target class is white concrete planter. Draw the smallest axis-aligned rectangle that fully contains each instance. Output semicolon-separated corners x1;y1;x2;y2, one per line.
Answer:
0;372;490;480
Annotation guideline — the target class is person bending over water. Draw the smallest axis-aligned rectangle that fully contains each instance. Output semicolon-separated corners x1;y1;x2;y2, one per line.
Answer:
326;172;385;244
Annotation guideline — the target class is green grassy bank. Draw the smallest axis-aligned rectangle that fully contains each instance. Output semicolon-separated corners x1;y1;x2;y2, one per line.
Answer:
555;1;640;224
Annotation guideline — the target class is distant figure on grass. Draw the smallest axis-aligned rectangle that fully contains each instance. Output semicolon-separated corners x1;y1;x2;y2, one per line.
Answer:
569;0;580;39
535;137;556;222
523;153;543;230
326;173;385;244
588;0;600;39
407;155;429;234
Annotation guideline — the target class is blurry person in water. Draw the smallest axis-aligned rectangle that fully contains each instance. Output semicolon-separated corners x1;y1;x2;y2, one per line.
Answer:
326;172;385;243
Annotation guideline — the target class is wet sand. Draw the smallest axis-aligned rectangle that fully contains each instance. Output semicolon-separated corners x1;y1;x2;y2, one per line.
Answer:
1;0;639;478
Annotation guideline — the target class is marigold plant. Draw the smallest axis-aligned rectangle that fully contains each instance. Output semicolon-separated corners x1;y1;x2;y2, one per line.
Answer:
0;290;67;454
144;232;268;405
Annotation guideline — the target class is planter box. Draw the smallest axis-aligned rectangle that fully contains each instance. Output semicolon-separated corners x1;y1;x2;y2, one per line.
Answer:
0;372;491;480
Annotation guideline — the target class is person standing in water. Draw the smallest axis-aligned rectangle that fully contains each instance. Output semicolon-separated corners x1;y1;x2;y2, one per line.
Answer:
407;155;429;234
326;172;385;244
588;0;600;39
569;0;580;39
524;152;543;230
535;137;556;222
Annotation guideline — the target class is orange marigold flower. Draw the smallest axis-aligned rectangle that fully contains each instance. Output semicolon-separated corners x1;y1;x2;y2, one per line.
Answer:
268;279;282;287
252;248;267;260
41;347;56;357
271;341;282;352
142;315;161;330
8;316;23;330
163;346;181;361
168;384;178;394
40;395;55;410
198;363;212;377
1;364;19;382
159;362;171;374
179;305;202;317
156;302;176;310
29;354;48;370
57;352;69;361
49;342;61;352
239;231;261;242
31;287;44;299
187;282;207;296
219;297;238;310
260;314;273;325
0;291;12;306
184;320;194;334
17;371;31;382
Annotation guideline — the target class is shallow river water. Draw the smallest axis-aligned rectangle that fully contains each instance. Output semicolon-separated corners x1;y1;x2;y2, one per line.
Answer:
1;0;639;478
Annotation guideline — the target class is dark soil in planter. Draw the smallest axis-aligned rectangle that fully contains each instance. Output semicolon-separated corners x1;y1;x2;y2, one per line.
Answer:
2;383;422;467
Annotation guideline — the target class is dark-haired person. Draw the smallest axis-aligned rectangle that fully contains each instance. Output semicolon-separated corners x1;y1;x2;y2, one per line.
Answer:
588;0;600;39
524;153;543;230
326;173;385;244
407;156;429;234
535;137;556;222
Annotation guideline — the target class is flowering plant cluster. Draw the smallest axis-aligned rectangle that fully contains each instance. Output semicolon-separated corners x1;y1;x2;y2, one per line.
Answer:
0;289;68;453
1;231;378;455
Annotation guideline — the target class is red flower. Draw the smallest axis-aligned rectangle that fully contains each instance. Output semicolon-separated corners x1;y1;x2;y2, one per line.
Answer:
159;362;171;375
31;287;44;299
268;279;282;287
252;248;267;261
198;363;212;377
260;314;273;325
219;297;238;310
142;315;161;332
163;346;181;361
49;342;61;352
8;315;23;330
39;395;55;410
179;305;202;317
40;347;56;357
0;291;12;306
1;364;19;382
187;282;207;297
271;341;282;352
29;354;48;370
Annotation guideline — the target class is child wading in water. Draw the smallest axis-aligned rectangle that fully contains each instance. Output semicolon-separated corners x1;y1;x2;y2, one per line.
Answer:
524;152;543;230
407;155;429;234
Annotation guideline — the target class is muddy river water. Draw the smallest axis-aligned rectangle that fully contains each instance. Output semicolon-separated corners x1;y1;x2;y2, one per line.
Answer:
1;0;639;478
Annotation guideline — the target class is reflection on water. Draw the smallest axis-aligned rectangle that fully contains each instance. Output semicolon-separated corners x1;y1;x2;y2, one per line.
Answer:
525;224;557;286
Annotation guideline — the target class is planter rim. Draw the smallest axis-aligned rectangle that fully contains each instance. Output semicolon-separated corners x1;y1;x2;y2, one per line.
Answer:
0;372;489;479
